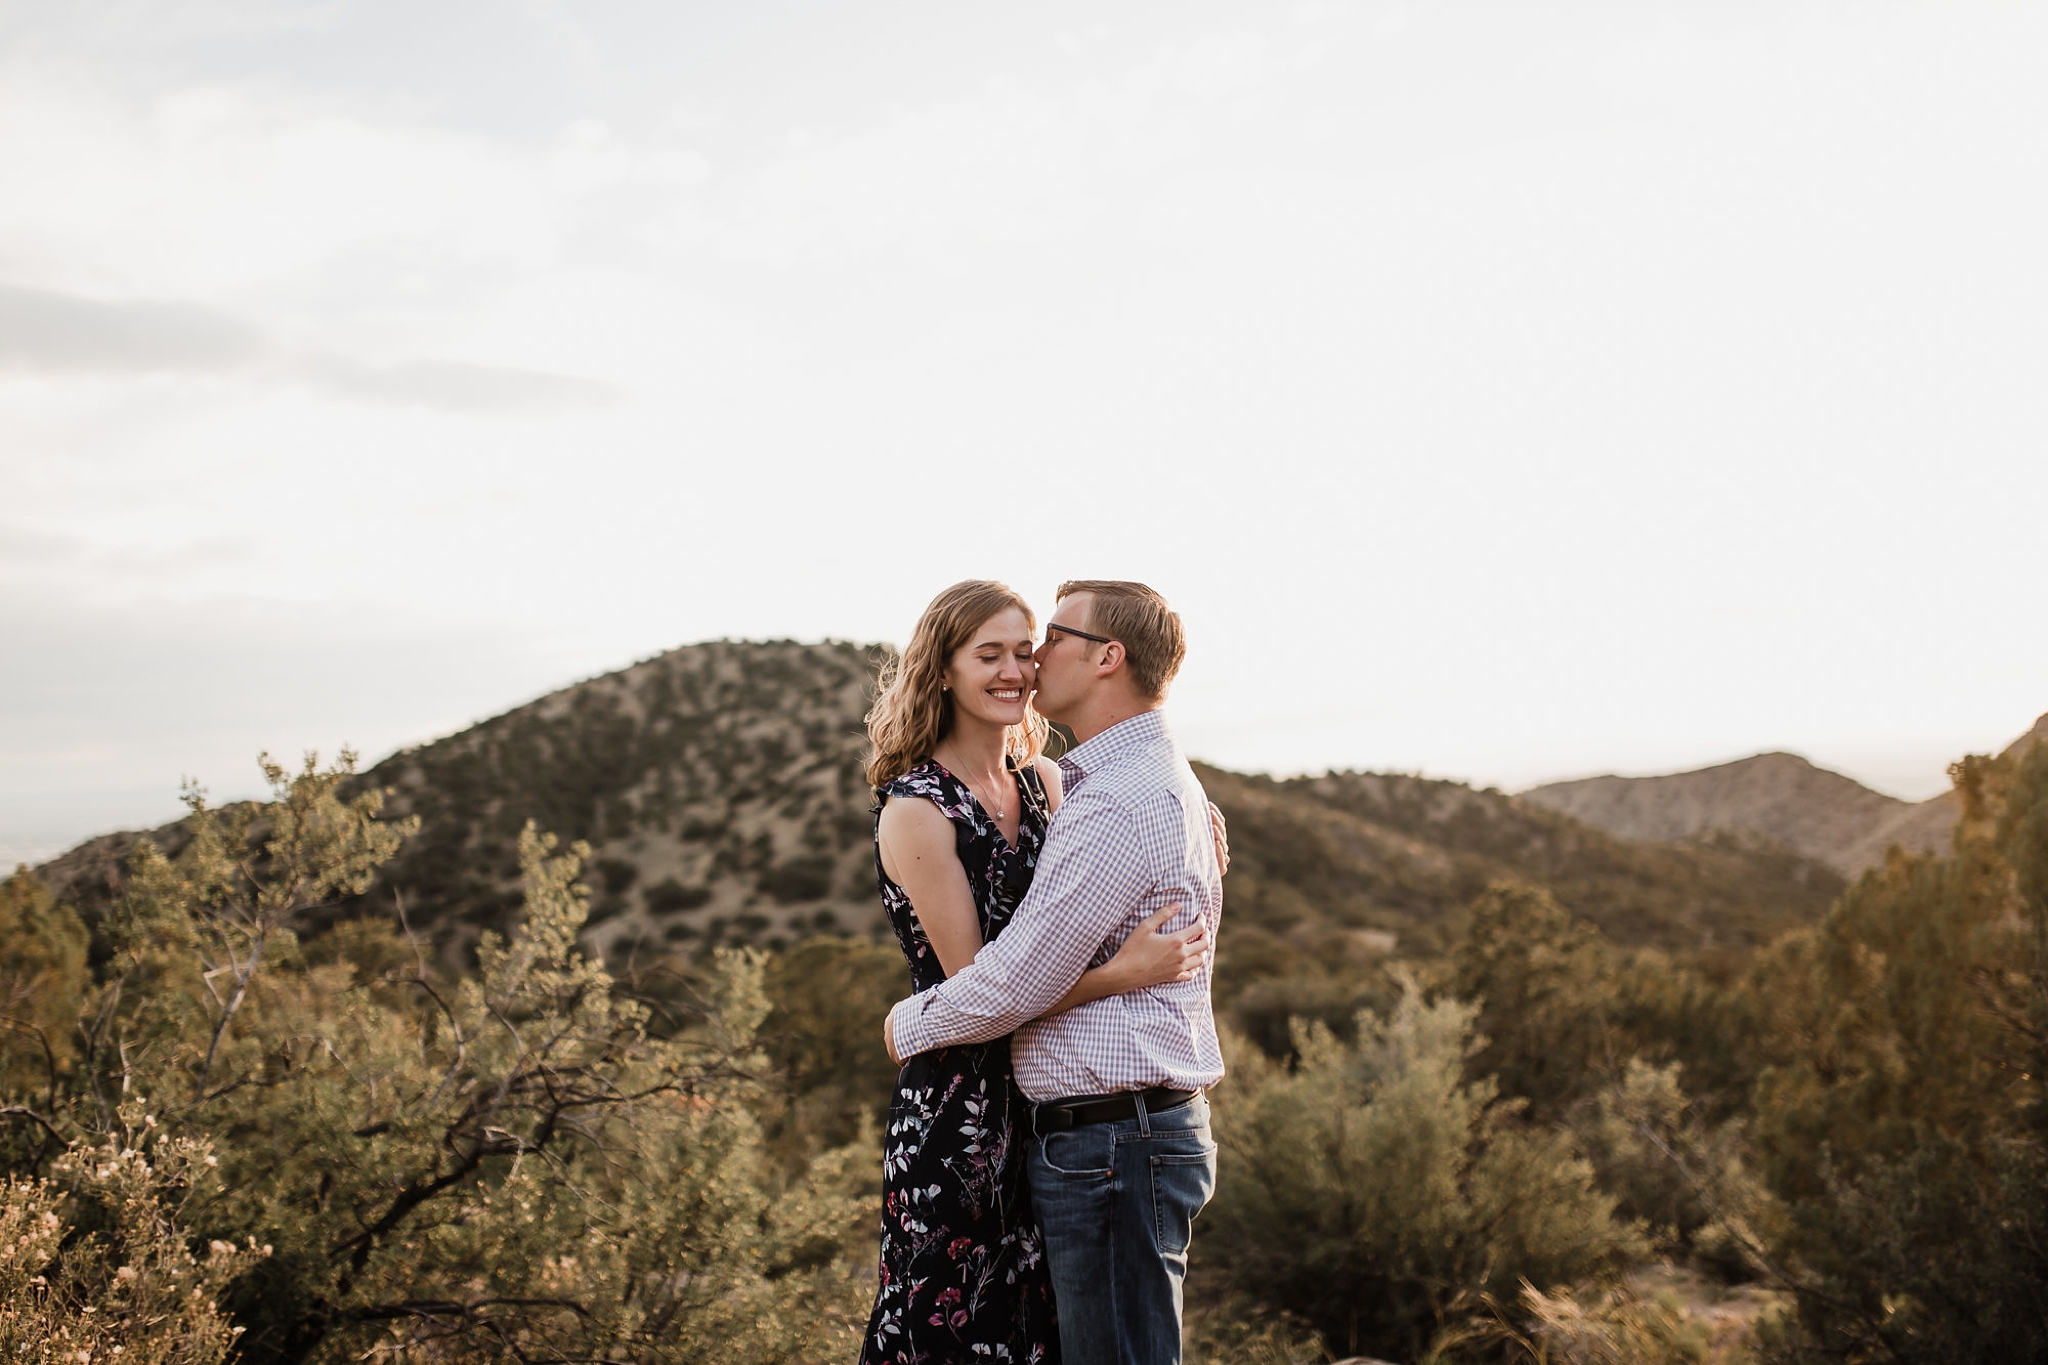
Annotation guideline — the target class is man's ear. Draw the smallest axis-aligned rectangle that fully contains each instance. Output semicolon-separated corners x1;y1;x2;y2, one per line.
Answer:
1096;640;1126;679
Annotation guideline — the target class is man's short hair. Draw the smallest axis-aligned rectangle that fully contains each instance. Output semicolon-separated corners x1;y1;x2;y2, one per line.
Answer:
1056;580;1186;700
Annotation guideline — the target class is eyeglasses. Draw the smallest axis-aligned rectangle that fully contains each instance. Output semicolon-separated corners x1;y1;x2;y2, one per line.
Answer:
1044;622;1115;647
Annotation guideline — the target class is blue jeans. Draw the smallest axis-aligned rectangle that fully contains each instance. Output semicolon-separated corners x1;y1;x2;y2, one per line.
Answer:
1027;1091;1218;1365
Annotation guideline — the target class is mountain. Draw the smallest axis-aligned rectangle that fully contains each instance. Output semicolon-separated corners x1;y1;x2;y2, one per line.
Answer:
1518;753;1925;877
32;640;1845;969
1519;715;2048;877
350;638;887;958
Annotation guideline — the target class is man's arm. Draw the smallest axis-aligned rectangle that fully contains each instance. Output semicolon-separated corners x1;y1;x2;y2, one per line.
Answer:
888;789;1150;1060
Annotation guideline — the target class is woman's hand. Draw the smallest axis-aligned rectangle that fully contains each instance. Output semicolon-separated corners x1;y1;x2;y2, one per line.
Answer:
1106;903;1210;991
1208;801;1230;876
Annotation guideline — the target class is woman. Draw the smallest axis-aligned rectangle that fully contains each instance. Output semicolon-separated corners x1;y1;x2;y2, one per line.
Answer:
857;580;1220;1365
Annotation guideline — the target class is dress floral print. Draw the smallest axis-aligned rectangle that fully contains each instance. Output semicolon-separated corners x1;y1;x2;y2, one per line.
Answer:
860;759;1058;1365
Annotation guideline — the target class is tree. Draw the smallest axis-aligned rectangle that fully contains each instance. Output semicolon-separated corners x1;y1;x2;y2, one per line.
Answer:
1450;883;1626;1119
1751;743;2048;1363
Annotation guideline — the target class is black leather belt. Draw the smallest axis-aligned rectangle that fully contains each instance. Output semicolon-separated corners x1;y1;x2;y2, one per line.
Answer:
1032;1086;1199;1133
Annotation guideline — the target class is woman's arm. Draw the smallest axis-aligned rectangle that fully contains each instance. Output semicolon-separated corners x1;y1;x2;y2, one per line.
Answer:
876;796;986;977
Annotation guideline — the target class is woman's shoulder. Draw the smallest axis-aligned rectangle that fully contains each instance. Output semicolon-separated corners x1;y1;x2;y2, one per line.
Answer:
876;761;971;850
1028;754;1064;807
878;758;948;802
877;760;974;823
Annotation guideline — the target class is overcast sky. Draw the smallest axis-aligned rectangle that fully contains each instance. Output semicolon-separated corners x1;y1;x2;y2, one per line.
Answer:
5;0;2045;866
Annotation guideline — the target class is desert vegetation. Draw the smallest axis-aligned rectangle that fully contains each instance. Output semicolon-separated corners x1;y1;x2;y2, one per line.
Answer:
7;648;2045;1362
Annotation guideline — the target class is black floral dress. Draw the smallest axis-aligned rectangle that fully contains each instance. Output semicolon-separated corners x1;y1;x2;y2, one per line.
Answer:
859;759;1059;1365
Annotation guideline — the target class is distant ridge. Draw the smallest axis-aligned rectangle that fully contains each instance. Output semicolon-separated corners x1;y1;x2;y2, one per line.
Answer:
1520;714;2048;876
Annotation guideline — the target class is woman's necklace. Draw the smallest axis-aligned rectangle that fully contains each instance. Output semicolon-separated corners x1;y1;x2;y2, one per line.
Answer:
966;767;1007;822
940;749;1007;821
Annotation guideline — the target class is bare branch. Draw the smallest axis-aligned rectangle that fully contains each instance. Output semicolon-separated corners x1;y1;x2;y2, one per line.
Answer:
193;932;270;1103
0;1015;61;1116
0;1104;66;1149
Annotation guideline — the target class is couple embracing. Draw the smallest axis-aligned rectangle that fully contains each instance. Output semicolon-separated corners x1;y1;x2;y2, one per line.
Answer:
859;579;1228;1365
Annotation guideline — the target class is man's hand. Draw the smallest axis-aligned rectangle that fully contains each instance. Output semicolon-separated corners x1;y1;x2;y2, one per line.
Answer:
884;1004;904;1067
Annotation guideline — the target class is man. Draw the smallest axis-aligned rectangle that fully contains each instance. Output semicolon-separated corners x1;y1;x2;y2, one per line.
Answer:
884;579;1225;1365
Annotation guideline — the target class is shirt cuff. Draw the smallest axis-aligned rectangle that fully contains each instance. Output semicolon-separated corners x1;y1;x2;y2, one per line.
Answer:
892;994;944;1060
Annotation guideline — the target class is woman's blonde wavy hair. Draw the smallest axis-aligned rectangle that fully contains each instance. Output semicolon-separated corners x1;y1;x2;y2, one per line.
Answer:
865;580;1049;789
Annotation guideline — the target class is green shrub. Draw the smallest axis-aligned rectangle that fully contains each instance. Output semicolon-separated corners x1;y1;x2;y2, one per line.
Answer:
1569;1060;1781;1277
1204;974;1643;1361
760;854;835;903
0;1125;262;1364
645;875;713;913
0;870;88;1108
16;755;874;1363
592;856;639;894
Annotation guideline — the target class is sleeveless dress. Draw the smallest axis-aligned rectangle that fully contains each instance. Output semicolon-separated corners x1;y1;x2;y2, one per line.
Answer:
858;759;1060;1365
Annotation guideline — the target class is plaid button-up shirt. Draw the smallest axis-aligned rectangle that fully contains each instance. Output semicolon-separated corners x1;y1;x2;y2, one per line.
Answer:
887;709;1226;1102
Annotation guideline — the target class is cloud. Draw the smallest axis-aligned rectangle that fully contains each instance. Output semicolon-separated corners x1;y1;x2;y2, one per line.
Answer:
707;27;1283;267
0;525;86;567
0;282;617;411
296;355;620;412
0;523;257;581
0;283;265;374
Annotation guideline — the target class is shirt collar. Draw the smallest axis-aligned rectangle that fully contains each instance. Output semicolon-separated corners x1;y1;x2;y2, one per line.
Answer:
1056;709;1171;788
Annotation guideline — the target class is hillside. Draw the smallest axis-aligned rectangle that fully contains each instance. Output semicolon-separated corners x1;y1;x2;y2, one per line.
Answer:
1197;765;1839;965
35;639;1844;972
37;641;888;958
350;638;887;956
1520;714;2047;876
